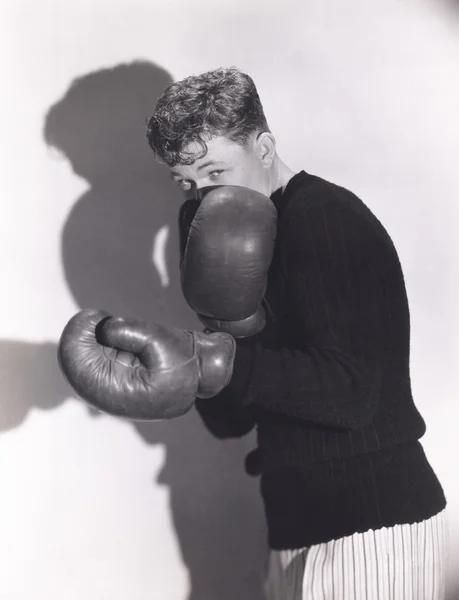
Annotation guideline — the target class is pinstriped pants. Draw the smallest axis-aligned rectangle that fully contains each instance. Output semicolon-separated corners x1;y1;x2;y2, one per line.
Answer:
264;510;449;600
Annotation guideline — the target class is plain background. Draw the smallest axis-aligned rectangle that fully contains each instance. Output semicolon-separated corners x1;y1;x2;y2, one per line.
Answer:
1;0;458;598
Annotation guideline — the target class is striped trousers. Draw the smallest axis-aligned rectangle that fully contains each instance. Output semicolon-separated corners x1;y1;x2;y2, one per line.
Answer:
264;510;449;600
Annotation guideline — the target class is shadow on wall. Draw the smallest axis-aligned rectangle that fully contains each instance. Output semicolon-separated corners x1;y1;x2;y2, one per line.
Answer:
0;60;267;600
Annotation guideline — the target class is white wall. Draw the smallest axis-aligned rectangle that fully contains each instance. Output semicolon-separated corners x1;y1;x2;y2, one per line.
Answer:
1;0;458;598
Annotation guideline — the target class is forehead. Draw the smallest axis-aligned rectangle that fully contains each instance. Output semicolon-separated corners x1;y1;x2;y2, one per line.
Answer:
171;136;248;176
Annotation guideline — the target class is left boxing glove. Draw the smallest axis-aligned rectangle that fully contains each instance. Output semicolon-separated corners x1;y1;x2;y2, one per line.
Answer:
180;186;277;338
58;309;235;420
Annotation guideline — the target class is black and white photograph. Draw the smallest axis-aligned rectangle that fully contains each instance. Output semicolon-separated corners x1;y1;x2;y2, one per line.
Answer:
1;1;458;598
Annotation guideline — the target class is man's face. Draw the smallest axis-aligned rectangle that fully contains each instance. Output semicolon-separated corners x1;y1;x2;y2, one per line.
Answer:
169;134;272;199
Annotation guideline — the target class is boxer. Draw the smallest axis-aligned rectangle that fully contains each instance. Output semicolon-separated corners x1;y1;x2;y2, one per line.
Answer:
59;67;448;599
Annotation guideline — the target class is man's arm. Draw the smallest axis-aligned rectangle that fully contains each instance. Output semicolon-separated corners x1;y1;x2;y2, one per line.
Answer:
229;193;385;430
179;186;275;438
194;397;255;439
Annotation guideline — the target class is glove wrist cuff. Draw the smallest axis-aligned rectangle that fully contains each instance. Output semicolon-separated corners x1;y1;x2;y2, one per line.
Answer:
193;331;236;398
197;306;266;338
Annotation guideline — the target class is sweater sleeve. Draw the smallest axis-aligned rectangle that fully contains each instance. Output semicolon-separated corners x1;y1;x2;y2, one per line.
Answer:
243;194;384;430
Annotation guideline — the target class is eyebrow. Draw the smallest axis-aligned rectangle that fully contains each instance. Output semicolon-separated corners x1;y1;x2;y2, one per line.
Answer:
197;160;221;172
170;160;223;178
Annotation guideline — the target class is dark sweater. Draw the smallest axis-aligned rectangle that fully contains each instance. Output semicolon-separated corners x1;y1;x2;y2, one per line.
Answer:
195;171;446;550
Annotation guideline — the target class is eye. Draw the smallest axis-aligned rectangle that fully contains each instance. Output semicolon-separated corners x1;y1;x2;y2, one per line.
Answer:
175;179;192;191
208;170;224;181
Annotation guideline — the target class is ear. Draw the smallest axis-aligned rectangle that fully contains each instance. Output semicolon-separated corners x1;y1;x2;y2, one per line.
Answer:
255;132;276;168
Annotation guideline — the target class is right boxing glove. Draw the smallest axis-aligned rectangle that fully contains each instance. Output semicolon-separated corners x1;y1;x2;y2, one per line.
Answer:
58;309;235;420
179;186;277;338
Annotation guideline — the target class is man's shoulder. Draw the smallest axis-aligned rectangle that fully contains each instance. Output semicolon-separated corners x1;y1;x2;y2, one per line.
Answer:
287;171;370;214
282;172;395;250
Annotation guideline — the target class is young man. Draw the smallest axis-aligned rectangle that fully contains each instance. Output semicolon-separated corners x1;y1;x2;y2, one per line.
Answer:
146;67;448;599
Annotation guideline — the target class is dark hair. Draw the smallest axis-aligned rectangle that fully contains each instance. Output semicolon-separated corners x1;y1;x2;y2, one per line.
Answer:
146;67;270;167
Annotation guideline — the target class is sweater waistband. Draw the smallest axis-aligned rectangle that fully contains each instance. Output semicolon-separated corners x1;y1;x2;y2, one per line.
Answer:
259;440;447;550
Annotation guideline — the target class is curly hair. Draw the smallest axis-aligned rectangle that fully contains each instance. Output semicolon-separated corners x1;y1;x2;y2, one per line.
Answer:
146;67;270;167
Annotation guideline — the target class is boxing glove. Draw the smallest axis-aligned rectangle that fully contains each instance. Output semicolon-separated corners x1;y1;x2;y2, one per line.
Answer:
180;186;277;338
58;308;235;420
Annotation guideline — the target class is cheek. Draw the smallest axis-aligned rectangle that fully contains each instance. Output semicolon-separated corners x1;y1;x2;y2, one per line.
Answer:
224;157;266;192
237;159;262;182
244;161;268;193
221;168;250;187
